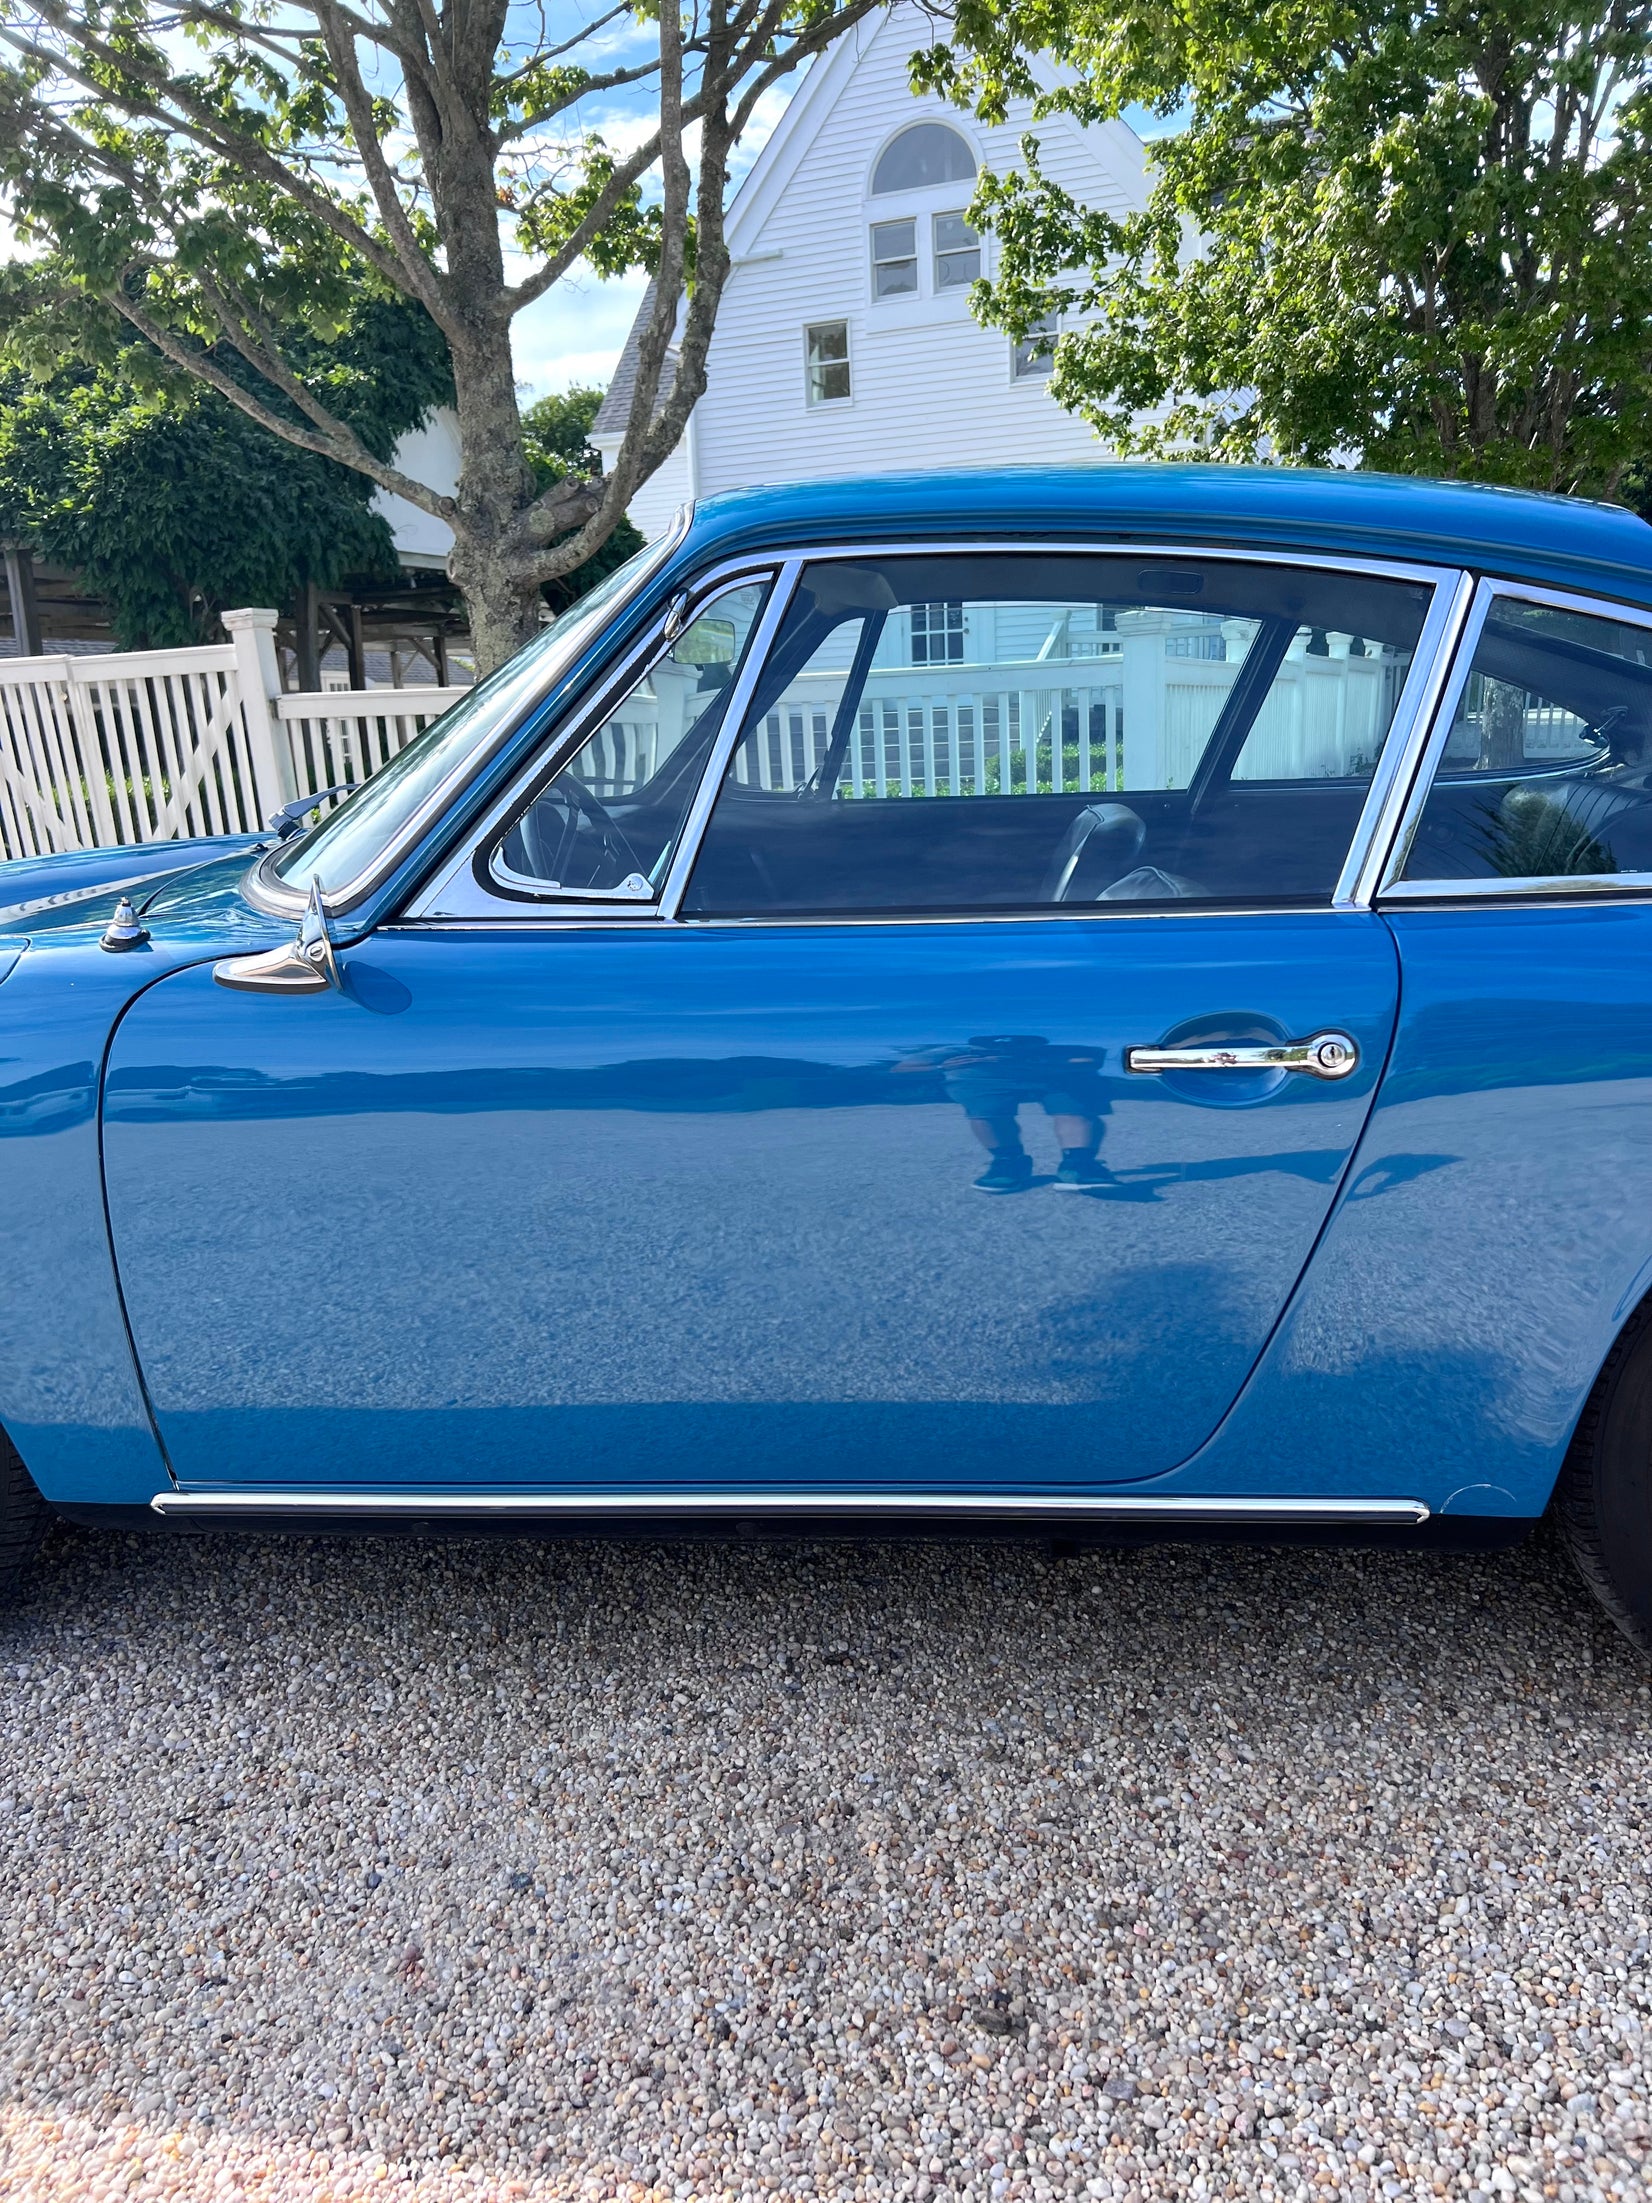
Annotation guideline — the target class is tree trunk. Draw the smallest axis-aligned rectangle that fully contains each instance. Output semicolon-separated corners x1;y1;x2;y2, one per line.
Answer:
449;528;547;675
446;321;544;672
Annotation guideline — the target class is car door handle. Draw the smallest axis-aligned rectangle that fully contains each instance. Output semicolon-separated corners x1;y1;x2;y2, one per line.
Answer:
1125;1031;1359;1080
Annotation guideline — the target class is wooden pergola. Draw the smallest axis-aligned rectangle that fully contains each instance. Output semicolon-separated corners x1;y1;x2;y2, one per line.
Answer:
0;542;472;688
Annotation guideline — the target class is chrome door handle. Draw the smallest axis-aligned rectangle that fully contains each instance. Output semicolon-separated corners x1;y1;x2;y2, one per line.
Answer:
1125;1030;1359;1080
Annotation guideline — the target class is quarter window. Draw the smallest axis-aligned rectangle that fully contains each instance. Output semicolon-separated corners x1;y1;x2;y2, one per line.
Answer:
805;321;851;405
933;211;981;289
683;553;1430;915
493;580;769;901
1399;596;1652;884
871;219;918;298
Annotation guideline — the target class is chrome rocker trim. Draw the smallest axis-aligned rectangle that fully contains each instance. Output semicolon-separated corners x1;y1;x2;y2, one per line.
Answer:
150;1488;1430;1526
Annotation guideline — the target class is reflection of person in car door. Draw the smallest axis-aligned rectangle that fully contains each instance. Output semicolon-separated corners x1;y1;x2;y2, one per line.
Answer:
899;1036;1113;1193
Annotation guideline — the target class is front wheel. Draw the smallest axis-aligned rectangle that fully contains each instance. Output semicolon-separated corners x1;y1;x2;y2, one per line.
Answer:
0;1426;48;1608
1556;1303;1652;1657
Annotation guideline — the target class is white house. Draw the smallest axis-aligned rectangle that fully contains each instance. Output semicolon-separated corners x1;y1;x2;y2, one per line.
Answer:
591;4;1151;539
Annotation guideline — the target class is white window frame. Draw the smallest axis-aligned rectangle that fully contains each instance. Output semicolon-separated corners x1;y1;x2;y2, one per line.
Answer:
803;320;853;408
869;217;919;300
1011;312;1060;383
932;209;982;293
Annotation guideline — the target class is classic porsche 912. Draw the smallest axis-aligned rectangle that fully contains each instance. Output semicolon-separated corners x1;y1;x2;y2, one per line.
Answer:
5;465;1652;1648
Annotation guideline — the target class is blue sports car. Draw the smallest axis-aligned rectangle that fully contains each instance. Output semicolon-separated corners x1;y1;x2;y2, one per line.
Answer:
6;465;1652;1650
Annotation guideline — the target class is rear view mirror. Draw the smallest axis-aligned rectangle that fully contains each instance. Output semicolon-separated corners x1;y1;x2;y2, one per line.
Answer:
676;616;738;668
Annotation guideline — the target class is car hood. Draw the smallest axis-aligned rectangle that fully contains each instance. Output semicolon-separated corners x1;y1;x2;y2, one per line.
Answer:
0;834;267;936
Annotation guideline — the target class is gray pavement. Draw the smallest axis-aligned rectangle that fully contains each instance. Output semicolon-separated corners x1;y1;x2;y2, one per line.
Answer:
0;1519;1648;2202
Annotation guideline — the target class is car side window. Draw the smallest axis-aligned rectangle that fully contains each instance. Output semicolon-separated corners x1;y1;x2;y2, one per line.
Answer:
493;580;769;900
1399;597;1652;883
682;554;1430;915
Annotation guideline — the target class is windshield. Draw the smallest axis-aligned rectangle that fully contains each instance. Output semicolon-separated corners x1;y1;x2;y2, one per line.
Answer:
273;536;675;902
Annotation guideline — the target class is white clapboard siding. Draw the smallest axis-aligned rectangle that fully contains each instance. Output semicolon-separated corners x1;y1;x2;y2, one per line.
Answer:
275;687;470;803
604;4;1155;542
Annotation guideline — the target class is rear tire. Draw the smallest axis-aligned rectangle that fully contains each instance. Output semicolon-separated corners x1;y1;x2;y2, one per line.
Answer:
0;1426;49;1607
1556;1301;1652;1657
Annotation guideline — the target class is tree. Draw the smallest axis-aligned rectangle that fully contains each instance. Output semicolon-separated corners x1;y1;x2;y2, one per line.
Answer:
0;285;450;645
522;385;646;611
0;0;883;669
917;0;1652;495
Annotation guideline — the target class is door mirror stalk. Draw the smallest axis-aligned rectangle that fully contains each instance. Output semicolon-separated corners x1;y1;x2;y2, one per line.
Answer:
214;881;341;995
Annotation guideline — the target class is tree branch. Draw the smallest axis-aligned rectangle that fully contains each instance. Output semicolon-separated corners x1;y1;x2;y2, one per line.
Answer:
107;287;455;518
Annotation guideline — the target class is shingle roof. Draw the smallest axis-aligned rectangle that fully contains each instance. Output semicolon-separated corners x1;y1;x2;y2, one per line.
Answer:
590;281;681;441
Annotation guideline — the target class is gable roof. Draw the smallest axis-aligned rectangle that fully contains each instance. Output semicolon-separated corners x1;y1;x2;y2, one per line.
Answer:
589;279;679;440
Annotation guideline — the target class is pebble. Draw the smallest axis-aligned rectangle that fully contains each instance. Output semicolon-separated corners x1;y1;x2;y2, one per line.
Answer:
0;1519;1648;2201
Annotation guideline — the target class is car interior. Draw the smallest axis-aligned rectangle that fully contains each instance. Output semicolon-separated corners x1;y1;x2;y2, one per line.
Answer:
498;552;1436;912
1401;605;1652;880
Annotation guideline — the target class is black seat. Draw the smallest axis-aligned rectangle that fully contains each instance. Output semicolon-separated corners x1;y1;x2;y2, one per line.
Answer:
1041;802;1148;902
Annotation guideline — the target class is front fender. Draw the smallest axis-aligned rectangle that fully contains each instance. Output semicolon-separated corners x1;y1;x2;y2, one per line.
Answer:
0;906;280;1508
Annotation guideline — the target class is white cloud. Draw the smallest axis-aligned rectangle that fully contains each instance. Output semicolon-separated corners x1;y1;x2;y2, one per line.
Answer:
511;262;650;396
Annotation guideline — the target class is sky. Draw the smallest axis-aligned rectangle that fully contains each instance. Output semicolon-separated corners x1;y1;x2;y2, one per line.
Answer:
506;50;800;404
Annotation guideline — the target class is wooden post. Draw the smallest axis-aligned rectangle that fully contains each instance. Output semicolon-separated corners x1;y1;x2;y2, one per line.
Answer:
295;580;321;693
3;545;42;656
433;624;450;686
345;602;367;690
222;607;293;818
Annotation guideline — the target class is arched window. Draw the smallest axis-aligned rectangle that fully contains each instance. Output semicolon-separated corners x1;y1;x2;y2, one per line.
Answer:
870;122;976;196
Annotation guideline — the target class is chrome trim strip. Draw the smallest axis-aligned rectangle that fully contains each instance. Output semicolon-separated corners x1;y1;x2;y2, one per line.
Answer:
150;1487;1430;1525
660;560;806;918
1375;574;1652;902
407;537;1456;927
1380;872;1652;903
388;902;1372;933
1332;567;1477;909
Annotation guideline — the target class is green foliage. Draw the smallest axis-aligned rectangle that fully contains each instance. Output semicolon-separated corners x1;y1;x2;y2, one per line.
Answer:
522;385;645;612
919;0;1652;494
0;286;451;646
522;385;608;485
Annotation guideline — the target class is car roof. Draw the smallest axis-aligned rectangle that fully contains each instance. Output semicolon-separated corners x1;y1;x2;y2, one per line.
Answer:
676;465;1652;612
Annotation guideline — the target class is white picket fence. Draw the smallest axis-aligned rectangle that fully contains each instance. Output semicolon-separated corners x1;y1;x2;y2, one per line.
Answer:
0;600;1570;866
0;608;465;863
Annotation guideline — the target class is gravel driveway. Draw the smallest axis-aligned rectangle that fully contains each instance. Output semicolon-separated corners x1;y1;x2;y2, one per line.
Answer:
0;1522;1648;2203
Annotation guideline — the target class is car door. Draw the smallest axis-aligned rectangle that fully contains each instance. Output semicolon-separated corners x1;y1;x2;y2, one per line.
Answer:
101;544;1452;1498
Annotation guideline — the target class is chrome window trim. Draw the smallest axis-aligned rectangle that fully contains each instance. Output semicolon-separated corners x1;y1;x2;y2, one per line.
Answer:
1377;576;1652;902
1381;872;1652;904
409;536;1459;926
1331;567;1477;908
246;500;695;922
386;902;1363;932
409;555;793;920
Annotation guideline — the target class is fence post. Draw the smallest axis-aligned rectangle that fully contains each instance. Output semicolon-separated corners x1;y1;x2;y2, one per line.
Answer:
222;606;292;817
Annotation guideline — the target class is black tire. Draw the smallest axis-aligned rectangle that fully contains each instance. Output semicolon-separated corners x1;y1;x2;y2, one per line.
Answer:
0;1424;49;1606
1555;1300;1652;1657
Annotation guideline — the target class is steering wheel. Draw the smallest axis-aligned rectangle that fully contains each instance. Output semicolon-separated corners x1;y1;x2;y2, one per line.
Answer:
521;778;647;890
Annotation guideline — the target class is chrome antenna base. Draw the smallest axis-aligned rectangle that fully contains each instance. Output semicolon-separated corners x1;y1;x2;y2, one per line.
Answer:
100;896;150;952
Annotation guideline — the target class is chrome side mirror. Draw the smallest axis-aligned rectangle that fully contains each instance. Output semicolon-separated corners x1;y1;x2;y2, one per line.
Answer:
214;881;341;995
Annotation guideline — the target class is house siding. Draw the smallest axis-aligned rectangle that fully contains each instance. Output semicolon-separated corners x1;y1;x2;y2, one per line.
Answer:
602;6;1151;543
